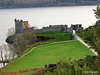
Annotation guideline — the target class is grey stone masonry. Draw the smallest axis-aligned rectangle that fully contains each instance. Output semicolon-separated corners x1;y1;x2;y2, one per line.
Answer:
14;19;31;34
14;19;83;34
15;19;23;34
34;24;83;33
35;24;68;33
70;24;83;33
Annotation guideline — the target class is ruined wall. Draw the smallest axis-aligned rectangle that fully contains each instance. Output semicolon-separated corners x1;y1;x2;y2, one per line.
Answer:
34;25;68;33
66;28;73;33
15;19;31;34
15;19;23;34
23;21;29;30
70;24;83;33
23;27;34;33
34;24;83;33
15;19;83;34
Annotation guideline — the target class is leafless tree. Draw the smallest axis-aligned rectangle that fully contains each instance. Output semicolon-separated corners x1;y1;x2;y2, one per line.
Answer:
0;46;3;62
0;46;5;67
6;26;37;57
2;44;10;67
12;31;37;57
33;26;38;30
6;27;15;37
13;34;27;56
8;44;17;60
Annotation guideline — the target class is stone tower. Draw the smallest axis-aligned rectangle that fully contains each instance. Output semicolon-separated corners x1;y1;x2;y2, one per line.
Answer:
14;19;29;34
15;19;23;34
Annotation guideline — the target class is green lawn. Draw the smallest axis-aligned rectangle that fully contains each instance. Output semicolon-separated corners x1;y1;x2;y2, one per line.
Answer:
35;31;71;43
21;31;71;56
3;40;95;72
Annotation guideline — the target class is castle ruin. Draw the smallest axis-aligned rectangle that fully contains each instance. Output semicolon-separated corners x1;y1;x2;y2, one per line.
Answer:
15;19;83;34
34;24;83;33
70;24;83;33
15;19;33;34
34;25;68;33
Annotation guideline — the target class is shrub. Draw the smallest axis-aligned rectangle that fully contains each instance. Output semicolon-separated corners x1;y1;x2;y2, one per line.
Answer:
45;56;99;75
45;59;92;75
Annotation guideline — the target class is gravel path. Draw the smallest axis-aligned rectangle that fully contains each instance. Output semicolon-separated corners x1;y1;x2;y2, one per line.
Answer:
20;30;98;58
20;40;76;58
73;30;98;56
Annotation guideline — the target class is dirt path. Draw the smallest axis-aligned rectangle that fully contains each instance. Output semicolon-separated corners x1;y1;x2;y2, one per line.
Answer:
20;30;98;58
20;40;76;58
73;30;98;56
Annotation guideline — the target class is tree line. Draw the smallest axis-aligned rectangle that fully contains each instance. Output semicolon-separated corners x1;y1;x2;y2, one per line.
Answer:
0;0;100;8
78;5;100;57
45;5;100;74
0;27;37;68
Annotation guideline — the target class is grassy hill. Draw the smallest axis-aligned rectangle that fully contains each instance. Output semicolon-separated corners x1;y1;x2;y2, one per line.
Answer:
0;31;95;75
35;31;71;43
2;40;95;72
21;31;71;55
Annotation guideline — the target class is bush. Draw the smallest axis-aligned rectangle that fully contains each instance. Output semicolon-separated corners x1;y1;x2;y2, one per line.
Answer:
45;59;91;75
45;56;99;75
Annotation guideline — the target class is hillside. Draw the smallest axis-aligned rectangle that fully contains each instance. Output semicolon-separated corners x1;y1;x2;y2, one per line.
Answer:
78;21;100;57
0;0;100;8
2;41;95;72
1;31;95;72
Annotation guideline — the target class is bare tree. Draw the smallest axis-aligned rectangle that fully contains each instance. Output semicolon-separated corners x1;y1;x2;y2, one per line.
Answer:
6;26;37;57
33;26;38;30
8;44;17;60
6;27;15;37
13;34;27;56
12;31;37;57
0;46;3;62
0;46;5;67
2;44;11;60
0;44;17;67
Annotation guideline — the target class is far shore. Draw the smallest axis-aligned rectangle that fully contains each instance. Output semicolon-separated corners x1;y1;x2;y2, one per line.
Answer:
0;5;96;10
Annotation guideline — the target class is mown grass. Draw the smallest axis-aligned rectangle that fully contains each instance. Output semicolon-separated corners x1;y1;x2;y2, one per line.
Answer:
2;40;95;72
21;44;37;56
35;31;71;43
22;31;71;55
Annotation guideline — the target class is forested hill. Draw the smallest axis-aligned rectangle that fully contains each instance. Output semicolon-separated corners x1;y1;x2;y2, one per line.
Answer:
0;0;100;8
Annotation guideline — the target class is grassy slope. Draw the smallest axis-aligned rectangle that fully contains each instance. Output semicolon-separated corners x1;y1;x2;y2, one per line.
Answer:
35;31;71;43
3;40;95;72
21;31;71;55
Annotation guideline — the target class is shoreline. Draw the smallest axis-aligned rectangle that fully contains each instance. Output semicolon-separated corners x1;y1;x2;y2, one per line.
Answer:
0;4;97;10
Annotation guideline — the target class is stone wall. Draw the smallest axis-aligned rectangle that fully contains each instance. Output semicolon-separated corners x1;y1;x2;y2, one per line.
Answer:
23;27;34;33
22;21;29;30
15;19;31;34
34;24;83;33
15;19;23;34
15;19;83;34
34;24;68;33
70;24;83;33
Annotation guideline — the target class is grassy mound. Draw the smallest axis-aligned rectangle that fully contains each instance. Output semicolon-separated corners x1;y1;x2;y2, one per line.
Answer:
3;40;95;72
